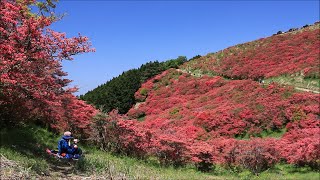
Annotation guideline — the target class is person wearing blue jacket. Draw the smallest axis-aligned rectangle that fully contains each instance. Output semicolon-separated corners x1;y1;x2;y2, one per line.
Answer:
57;131;75;159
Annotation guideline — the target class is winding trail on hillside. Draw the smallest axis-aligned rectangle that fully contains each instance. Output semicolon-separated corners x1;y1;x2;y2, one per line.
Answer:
177;68;320;94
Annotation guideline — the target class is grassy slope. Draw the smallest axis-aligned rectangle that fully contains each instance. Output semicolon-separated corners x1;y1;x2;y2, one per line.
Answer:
264;75;319;93
1;124;318;179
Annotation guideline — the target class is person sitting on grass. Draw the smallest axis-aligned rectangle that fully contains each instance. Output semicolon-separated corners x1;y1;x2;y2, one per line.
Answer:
57;131;74;159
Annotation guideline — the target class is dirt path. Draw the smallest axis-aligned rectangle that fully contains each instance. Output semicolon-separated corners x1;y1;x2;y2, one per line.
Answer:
294;87;320;94
178;69;320;94
44;161;126;180
38;163;94;180
0;155;91;180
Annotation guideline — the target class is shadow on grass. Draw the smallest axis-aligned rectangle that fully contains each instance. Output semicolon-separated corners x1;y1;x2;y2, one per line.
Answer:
0;123;75;175
268;163;319;175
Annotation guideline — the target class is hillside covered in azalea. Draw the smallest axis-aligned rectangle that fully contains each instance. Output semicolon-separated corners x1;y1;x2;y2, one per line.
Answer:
181;24;319;80
91;23;320;173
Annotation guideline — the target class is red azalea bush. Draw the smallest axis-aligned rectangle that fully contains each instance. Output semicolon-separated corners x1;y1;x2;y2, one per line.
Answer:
90;110;152;159
189;141;216;172
127;108;146;119
221;138;279;174
56;92;98;136
278;127;320;169
153;135;190;167
0;0;97;134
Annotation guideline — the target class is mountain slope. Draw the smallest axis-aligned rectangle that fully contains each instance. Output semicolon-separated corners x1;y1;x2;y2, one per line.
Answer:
130;69;318;138
110;23;320;172
181;23;319;92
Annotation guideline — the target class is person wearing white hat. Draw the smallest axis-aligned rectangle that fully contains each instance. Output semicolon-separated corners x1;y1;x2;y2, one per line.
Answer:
57;131;74;158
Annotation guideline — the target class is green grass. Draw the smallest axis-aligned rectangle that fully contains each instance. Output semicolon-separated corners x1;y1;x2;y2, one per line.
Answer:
1;124;318;179
265;75;320;93
137;115;146;122
249;164;320;180
0;123;59;174
260;128;286;138
236;128;287;140
75;148;224;179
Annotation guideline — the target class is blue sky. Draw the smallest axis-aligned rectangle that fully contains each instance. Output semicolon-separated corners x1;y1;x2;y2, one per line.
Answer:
50;1;319;95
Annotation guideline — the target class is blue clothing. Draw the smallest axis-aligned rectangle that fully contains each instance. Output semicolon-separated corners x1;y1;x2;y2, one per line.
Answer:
57;136;74;155
56;136;82;159
71;144;82;155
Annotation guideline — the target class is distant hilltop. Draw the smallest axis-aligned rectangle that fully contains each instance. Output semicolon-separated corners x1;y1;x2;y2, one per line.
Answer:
273;21;319;35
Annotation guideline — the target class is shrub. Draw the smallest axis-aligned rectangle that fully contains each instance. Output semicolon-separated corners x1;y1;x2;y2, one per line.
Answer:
223;139;279;174
127;109;146;119
237;139;279;174
90;110;151;159
195;151;214;172
154;137;190;167
278;128;320;170
140;88;148;96
190;143;215;172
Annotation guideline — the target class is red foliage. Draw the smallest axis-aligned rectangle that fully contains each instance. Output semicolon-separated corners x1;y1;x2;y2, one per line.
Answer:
152;135;190;167
91;110;152;158
222;138;280;174
122;70;319;170
278;128;320;169
181;25;320;79
189;141;216;171
133;71;319;139
0;1;97;134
